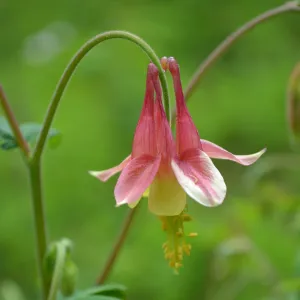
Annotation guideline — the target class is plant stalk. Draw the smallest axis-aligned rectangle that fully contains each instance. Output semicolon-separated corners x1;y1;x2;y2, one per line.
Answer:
96;208;137;285
29;161;49;299
32;31;170;162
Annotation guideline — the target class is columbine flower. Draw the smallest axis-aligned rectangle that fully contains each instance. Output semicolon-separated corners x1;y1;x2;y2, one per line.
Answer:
90;58;266;215
167;57;266;207
90;58;266;270
90;63;186;216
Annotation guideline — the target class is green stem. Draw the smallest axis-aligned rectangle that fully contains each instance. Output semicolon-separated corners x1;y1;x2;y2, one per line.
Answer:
47;242;67;300
0;86;30;157
96;207;138;285
171;0;300;122
32;30;170;162
28;161;48;299
0;86;48;297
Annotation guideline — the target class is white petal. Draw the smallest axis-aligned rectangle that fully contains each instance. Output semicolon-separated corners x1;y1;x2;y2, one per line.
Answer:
171;150;226;207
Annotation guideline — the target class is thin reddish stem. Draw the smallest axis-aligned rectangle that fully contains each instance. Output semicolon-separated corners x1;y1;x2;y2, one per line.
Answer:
0;86;30;157
96;208;138;285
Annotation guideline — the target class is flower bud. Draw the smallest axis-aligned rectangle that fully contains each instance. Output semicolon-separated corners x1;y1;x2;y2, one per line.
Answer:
43;238;78;297
60;257;78;296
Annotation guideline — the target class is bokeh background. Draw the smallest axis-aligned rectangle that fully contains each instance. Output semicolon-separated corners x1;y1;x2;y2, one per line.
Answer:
1;0;300;299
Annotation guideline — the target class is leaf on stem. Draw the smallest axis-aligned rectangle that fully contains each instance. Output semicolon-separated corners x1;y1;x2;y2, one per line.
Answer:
65;284;127;300
0;116;61;151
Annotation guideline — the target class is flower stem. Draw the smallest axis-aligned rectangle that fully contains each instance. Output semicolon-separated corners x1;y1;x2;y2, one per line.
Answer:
32;30;170;162
0;86;48;297
28;161;49;299
171;0;300;121
96;207;138;285
0;86;30;157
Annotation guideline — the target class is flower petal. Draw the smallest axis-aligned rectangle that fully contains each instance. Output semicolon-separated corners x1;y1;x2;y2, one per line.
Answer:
132;65;157;158
168;57;202;155
201;139;266;166
89;155;131;182
152;67;175;163
148;173;186;216
114;154;161;205
127;188;149;209
171;149;226;207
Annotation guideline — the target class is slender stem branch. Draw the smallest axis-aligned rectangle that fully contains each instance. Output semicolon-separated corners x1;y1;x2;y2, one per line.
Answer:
32;30;170;162
29;161;49;299
0;86;30;157
0;88;48;297
171;0;300;121
96;208;138;285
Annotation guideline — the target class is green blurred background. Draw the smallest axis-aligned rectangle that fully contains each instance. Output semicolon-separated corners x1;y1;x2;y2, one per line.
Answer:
1;0;300;299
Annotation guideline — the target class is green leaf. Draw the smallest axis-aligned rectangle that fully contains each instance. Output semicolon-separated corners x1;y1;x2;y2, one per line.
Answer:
20;122;62;149
0;116;61;151
0;117;13;139
75;284;126;299
0;117;16;150
58;293;121;300
1;139;18;150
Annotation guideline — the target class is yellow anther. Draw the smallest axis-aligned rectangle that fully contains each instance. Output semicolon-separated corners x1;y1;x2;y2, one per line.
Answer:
175;262;183;269
165;253;172;259
188;232;198;237
177;254;183;261
183;244;191;255
182;214;192;222
176;229;183;237
160;212;196;271
169;261;175;268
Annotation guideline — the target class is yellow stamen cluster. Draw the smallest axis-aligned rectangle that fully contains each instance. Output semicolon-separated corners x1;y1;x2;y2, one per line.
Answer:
160;211;197;272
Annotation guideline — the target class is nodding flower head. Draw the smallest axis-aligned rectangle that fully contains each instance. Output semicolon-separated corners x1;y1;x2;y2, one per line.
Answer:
90;62;186;216
90;57;266;213
89;58;266;269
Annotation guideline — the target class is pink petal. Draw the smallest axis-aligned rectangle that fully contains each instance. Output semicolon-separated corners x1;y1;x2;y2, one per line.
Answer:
171;149;226;207
201;139;266;166
132;65;157;158
114;154;161;205
89;155;131;182
152;67;174;163
168;58;202;156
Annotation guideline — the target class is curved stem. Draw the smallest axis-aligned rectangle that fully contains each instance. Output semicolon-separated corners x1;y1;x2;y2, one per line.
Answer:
0;86;30;157
28;161;48;299
47;242;67;300
32;30;170;162
171;0;300;122
96;207;138;285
